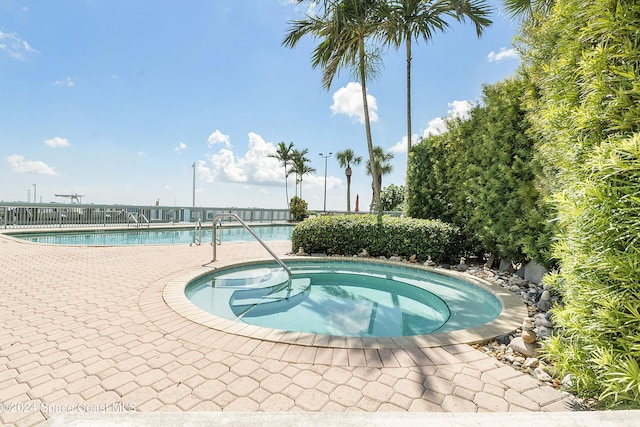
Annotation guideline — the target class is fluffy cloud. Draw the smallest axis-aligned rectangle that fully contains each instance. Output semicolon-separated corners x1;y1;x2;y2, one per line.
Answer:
389;134;420;154
7;154;57;175
330;82;378;124
487;47;519;62
207;130;232;148
44;137;70;148
175;141;186;153
0;31;39;60
205;133;281;184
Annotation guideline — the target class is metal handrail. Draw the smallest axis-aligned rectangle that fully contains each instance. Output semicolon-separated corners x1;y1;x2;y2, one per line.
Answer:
212;213;292;292
138;213;150;229
191;218;202;246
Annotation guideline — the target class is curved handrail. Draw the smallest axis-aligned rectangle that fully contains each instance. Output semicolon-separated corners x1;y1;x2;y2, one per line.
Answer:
212;213;292;292
191;218;202;246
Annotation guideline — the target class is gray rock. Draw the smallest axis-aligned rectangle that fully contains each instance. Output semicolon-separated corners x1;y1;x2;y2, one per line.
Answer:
499;258;512;271
508;336;540;357
509;276;526;287
533;367;552;382
524;259;547;284
534;314;554;328
495;333;512;346
524;357;539;369
537;325;554;339
537;299;552;312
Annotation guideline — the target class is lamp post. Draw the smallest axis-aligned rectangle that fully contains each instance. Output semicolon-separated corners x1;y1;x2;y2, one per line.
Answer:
319;152;332;213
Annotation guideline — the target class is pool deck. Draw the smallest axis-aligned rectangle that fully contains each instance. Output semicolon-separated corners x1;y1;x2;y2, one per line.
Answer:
0;232;631;426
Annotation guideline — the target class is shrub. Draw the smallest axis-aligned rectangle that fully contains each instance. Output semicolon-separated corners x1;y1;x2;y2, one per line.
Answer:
289;196;308;221
291;214;461;263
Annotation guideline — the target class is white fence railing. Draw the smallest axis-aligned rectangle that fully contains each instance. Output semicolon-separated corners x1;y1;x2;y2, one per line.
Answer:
0;203;292;229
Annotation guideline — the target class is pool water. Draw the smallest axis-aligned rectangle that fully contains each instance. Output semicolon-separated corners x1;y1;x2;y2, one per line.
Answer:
10;225;293;245
185;260;502;338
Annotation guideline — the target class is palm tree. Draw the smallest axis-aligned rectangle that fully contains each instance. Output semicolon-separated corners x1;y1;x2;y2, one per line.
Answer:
283;0;385;214
289;148;317;199
335;149;363;212
269;141;295;210
380;0;492;215
365;146;394;211
501;0;555;20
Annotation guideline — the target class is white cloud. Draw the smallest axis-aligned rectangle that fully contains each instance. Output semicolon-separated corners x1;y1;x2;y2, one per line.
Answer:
330;82;378;124
0;31;39;60
447;100;473;121
54;76;75;87
44;137;70;148
207;130;232;148
208;148;248;183
389;134;420;154
7;154;57;175
421;100;474;139
175;142;186;153
488;47;519;62
195;160;215;183
204;133;283;184
422;117;448;138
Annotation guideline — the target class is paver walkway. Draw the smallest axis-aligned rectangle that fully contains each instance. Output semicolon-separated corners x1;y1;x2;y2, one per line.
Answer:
0;232;579;426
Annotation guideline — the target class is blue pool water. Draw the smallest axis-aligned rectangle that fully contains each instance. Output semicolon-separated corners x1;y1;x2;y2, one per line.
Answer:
10;225;293;245
185;260;502;338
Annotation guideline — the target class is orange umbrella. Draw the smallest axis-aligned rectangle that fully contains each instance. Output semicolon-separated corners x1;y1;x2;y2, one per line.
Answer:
355;194;359;213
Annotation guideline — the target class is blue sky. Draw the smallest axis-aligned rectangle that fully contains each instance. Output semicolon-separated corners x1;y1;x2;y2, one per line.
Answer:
1;0;520;211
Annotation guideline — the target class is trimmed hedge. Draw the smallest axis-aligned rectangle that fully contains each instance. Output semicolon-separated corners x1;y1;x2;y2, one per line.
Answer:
291;214;461;263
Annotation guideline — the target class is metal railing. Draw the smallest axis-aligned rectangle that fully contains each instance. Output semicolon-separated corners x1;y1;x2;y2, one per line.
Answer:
212;213;292;293
191;218;202;246
0;202;292;229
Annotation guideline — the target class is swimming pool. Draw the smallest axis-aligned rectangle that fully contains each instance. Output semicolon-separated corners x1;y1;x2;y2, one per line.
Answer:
184;259;503;338
9;224;293;245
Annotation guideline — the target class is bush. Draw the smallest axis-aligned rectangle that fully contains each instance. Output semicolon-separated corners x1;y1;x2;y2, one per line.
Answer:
289;196;308;221
291;214;461;263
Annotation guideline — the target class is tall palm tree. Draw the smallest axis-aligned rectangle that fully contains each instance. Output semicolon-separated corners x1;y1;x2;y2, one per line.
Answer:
502;0;555;20
269;141;295;210
283;0;385;214
335;149;363;212
289;148;317;199
380;0;492;215
365;146;394;211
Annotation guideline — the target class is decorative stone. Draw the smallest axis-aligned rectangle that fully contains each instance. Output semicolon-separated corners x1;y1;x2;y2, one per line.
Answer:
509;336;540;357
495;333;512;346
409;254;417;263
357;249;369;257
499;258;512;271
537;325;554;339
509;276;526;287
534;313;553;328
524;259;547;284
389;255;402;262
524;357;539;369
424;256;436;267
533;367;552;382
297;247;309;256
521;328;537;344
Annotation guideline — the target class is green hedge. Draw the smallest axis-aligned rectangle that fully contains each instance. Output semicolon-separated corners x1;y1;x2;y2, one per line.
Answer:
291;214;461;263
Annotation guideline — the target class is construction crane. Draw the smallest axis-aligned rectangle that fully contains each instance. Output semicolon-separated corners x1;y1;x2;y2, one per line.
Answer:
55;193;84;204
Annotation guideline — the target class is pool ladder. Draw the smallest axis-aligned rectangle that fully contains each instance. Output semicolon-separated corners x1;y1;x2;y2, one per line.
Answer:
128;212;150;229
211;213;292;293
191;218;202;246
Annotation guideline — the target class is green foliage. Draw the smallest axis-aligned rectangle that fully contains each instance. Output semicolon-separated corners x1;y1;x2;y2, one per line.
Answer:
381;184;404;212
518;0;640;408
289;196;308;221
406;78;553;266
291;214;461;263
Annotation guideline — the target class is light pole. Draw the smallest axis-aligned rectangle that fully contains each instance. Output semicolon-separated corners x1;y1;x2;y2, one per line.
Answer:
192;162;196;207
319;152;332;213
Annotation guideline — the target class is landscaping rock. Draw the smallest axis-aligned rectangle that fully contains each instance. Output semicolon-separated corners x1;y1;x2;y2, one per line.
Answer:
509;336;540;357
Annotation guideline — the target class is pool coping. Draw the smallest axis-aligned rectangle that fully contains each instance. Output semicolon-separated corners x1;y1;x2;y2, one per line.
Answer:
163;256;529;349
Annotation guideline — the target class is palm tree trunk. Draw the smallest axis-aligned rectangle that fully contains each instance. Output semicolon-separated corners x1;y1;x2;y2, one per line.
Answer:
346;166;352;212
359;37;381;214
284;170;290;210
403;34;412;216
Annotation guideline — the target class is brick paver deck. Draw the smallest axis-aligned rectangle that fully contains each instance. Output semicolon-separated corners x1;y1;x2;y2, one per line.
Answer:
0;231;579;426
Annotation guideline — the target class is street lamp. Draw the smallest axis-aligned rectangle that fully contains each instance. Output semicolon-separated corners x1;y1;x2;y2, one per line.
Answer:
319;152;332;213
